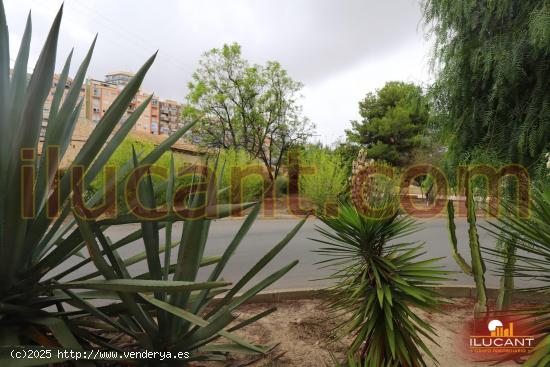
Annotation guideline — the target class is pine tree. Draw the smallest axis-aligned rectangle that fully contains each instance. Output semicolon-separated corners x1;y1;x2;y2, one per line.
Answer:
345;81;430;167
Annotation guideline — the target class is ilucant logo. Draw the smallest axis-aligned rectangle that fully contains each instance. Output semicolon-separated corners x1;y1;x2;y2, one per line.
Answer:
469;318;535;354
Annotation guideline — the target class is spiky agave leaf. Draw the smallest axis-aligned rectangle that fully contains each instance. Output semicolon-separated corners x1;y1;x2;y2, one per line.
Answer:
0;1;202;360
312;200;448;366
66;162;303;362
0;2;302;364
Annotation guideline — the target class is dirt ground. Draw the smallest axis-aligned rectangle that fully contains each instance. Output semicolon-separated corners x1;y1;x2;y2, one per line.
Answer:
197;298;529;367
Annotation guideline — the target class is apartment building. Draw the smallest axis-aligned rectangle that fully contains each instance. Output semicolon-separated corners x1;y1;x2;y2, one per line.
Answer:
85;72;160;135
86;79;119;124
41;70;184;139
105;71;133;86
129;90;160;134
41;73;87;138
159;99;184;135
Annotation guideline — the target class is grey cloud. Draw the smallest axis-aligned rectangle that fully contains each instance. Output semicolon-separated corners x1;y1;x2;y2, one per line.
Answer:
5;0;427;142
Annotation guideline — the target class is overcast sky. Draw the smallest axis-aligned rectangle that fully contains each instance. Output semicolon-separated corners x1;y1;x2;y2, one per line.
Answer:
5;0;432;145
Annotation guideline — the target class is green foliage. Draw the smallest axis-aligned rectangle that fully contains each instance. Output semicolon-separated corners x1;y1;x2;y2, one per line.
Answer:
423;0;550;168
446;200;473;276
345;81;430;167
0;4;301;365
0;1;196;360
212;148;265;203
333;142;360;178
313;199;448;366
446;188;490;317
87;134;200;215
183;42;314;180
463;189;489;316
67;157;302;363
453;146;508;198
274;174;288;196
484;189;550;365
299;145;347;210
89;134;186;192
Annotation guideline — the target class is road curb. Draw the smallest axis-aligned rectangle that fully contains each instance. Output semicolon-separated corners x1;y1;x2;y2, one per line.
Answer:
235;286;550;304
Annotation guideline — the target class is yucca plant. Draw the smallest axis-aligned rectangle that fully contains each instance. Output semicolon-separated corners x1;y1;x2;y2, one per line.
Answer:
484;188;550;366
312;198;448;367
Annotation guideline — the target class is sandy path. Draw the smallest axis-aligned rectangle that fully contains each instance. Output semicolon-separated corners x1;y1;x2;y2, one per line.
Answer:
202;298;526;367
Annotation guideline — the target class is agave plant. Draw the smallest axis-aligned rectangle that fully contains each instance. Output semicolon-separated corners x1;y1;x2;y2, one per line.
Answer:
54;151;304;363
312;199;448;366
484;188;550;366
0;2;304;365
0;1;212;363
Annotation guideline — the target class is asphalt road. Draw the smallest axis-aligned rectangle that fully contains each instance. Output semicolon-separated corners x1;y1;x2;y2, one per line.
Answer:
54;217;530;291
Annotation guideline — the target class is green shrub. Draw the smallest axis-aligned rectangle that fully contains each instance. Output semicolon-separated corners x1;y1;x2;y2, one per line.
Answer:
90;135;189;191
333;142;360;178
312;197;448;365
299;146;347;209
88;135;200;211
213;148;266;204
275;174;288;195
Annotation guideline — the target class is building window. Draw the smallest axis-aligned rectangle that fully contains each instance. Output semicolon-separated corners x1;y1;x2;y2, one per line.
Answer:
93;87;100;97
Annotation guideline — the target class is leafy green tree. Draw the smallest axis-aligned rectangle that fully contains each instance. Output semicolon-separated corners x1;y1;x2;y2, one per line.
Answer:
345;81;430;167
423;0;550;168
183;43;313;180
423;0;550;321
